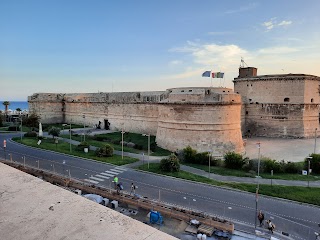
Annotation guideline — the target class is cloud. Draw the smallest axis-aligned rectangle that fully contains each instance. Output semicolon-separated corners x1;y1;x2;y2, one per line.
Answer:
208;31;233;36
224;3;257;14
166;40;320;86
262;18;293;31
258;46;298;55
169;60;182;66
278;20;292;26
263;21;275;30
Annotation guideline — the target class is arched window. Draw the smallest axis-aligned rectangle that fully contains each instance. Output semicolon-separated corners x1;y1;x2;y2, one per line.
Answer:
311;98;314;103
284;97;290;102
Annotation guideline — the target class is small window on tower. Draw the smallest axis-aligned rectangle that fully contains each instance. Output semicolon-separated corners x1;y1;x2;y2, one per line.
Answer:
284;97;290;102
311;98;314;103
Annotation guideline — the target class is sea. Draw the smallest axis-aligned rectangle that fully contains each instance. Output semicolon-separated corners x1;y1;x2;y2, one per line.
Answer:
0;101;29;111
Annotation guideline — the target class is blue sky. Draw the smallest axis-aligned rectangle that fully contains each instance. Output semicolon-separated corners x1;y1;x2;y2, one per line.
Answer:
1;0;319;101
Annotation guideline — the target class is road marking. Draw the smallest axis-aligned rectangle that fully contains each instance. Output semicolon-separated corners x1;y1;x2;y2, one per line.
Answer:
110;168;124;173
115;166;126;170
90;176;104;181
84;179;99;184
105;170;121;175
101;172;114;177
95;174;110;179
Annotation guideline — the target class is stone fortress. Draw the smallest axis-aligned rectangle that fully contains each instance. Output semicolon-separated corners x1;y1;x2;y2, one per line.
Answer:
28;66;320;155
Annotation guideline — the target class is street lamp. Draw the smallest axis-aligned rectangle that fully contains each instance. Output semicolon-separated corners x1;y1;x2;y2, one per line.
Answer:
314;128;317;154
142;134;150;169
121;129;125;159
82;114;86;142
255;142;261;229
20;115;23;141
62;123;72;153
208;150;212;179
307;156;312;188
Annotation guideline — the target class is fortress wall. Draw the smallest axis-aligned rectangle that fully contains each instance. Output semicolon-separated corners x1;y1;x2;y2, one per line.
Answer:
156;103;244;154
234;75;320;104
64;101;159;135
244;103;319;138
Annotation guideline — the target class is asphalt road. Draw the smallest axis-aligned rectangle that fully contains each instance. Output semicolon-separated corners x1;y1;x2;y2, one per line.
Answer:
1;133;319;240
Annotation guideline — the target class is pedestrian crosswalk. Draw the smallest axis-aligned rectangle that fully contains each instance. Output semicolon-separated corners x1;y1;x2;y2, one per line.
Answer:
84;166;126;184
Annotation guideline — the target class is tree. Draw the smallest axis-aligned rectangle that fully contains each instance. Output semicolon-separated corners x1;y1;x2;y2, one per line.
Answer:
48;127;61;139
16;108;22;113
2;101;10;120
24;113;40;128
2;101;10;113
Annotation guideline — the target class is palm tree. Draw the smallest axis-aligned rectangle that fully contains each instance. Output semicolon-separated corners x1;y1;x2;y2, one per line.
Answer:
2;101;10;121
16;108;22;114
3;101;10;113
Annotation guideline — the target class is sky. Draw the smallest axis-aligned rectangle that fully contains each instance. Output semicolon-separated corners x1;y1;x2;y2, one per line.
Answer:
0;0;320;101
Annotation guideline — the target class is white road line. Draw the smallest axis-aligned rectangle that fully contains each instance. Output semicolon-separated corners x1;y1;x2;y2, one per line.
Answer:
96;174;110;179
100;172;114;177
105;170;122;175
110;169;124;173
115;166;126;170
84;179;99;184
90;176;104;181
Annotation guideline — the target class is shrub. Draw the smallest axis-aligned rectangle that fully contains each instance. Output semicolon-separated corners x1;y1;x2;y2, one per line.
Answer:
224;152;246;169
183;146;197;163
263;158;283;173
8;126;20;131
95;144;113;157
133;144;143;150
150;142;156;152
159;154;180;172
283;161;301;174
305;154;320;174
76;141;90;152
24;131;37;137
195;152;209;165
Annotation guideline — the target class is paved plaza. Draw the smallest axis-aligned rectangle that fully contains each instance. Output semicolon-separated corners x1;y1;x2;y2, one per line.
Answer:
245;136;318;162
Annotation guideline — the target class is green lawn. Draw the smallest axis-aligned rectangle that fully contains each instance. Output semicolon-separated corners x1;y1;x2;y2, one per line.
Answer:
13;137;138;166
137;163;320;206
183;163;320;181
60;132;172;157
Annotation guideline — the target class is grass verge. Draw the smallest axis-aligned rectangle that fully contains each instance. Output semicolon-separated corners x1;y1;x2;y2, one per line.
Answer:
183;163;320;181
60;133;171;156
13;137;138;166
137;163;320;206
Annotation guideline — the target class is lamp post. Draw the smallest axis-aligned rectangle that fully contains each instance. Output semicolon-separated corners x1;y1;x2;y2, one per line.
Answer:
255;142;261;229
20;115;22;141
314;128;317;154
62;123;72;153
82;114;86;142
307;156;312;188
142;134;150;169
121;129;125;159
208;150;212;179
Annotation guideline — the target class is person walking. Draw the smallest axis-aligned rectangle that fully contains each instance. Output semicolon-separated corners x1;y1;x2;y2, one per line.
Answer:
267;219;275;234
257;210;265;227
113;176;118;190
130;183;137;196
